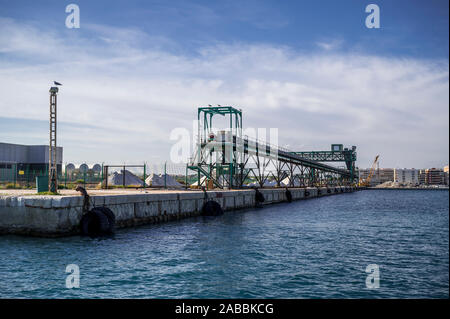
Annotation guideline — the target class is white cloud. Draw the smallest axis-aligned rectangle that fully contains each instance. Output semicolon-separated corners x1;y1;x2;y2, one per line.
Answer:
0;18;448;168
316;39;343;51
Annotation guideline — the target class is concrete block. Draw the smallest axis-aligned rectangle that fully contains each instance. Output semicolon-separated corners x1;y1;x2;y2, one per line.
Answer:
244;194;254;206
291;189;302;200
158;193;179;201
0;196;8;207
196;199;204;212
179;192;203;200
123;194;148;204
108;203;135;221
52;196;72;208
235;195;244;208
307;187;317;197
68;207;83;226
180;199;197;214
69;196;84;207
224;196;235;210
135;201;159;218
142;193;161;202
91;196;105;206
263;190;273;203
160;200;179;215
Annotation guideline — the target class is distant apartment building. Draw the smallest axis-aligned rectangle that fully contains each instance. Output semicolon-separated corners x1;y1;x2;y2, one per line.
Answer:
419;169;426;185
424;168;445;185
358;168;394;185
360;166;448;186
444;165;449;185
358;169;378;186
358;169;370;181
376;168;395;184
394;168;419;184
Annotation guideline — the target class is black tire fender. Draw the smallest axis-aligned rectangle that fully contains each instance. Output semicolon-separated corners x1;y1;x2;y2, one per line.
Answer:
255;189;265;203
285;189;292;203
80;208;114;237
92;207;115;233
201;200;223;216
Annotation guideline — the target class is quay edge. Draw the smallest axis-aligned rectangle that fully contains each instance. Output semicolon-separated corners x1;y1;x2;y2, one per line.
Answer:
0;186;359;237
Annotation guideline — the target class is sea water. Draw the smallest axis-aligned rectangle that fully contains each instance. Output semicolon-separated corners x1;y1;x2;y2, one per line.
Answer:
0;189;448;298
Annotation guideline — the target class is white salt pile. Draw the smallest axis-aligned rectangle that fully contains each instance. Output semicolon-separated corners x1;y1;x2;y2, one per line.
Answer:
107;170;143;186
191;176;207;187
246;180;277;187
375;181;402;188
191;175;231;188
159;174;183;188
280;176;301;187
146;173;183;188
145;173;163;186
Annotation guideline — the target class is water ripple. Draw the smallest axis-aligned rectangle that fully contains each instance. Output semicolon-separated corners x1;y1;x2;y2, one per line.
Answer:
0;190;448;298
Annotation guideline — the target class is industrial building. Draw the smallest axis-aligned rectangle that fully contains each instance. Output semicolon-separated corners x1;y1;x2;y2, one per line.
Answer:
0;142;63;182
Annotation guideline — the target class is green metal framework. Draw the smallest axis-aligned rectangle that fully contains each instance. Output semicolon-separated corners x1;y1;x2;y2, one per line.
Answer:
188;107;357;189
290;144;357;182
189;106;242;189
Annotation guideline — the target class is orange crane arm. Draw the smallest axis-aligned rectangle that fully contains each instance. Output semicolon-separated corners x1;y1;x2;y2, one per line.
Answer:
366;155;380;184
359;155;379;186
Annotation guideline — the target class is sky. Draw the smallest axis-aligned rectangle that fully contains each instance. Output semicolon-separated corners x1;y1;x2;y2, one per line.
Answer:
0;0;448;169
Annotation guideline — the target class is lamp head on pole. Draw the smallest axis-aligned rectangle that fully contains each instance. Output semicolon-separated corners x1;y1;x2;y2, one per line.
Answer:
50;81;62;93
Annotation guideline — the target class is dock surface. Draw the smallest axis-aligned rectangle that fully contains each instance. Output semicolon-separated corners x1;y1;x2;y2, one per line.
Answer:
0;186;357;237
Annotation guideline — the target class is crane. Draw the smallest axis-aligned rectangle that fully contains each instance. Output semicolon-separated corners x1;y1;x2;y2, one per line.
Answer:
359;155;379;187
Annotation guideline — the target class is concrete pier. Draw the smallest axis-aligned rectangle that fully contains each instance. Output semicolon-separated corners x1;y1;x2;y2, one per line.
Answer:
0;186;357;237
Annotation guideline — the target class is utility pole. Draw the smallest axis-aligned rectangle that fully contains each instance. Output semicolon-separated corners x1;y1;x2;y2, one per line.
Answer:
49;86;59;192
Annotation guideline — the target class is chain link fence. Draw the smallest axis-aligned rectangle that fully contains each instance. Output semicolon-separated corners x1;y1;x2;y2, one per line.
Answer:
0;162;197;190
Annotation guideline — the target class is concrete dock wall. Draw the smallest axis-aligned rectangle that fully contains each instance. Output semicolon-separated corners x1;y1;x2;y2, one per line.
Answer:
0;186;357;237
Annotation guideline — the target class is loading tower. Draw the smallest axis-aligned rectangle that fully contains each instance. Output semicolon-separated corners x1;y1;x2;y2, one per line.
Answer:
188;106;357;189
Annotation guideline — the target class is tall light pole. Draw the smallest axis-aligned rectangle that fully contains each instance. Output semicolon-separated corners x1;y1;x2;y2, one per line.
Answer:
49;86;59;192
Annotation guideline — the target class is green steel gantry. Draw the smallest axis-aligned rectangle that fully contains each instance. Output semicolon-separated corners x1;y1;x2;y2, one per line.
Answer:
188;106;242;189
188;106;357;189
290;144;357;183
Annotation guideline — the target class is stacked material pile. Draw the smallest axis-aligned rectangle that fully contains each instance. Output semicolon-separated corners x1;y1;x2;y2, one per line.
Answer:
159;174;183;188
107;170;143;186
147;173;183;188
375;181;414;188
191;176;227;188
191;176;207;187
145;173;163;186
246;180;277;187
280;176;301;187
375;181;401;188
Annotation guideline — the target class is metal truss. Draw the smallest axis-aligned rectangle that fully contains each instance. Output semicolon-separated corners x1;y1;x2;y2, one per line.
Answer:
188;106;357;189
